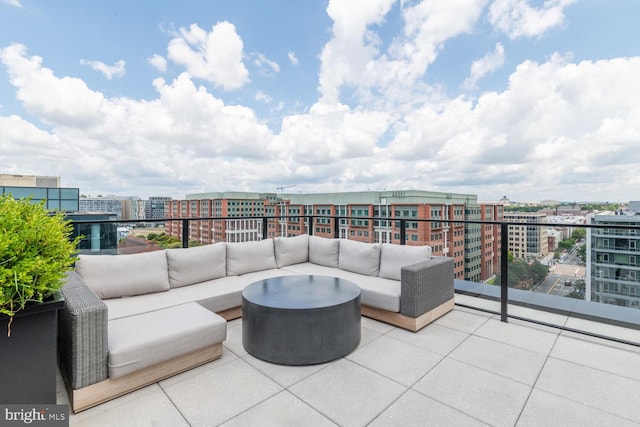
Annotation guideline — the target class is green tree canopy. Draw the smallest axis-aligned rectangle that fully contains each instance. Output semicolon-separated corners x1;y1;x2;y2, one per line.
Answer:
571;228;586;240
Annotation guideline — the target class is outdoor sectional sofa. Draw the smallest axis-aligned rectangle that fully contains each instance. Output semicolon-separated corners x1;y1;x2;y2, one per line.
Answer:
58;234;454;412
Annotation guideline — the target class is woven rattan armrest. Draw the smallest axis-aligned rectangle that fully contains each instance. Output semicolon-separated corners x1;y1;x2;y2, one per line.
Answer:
59;271;109;389
399;256;454;318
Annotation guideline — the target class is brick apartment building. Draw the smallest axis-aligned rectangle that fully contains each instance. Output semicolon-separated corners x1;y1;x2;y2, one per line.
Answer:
165;190;503;282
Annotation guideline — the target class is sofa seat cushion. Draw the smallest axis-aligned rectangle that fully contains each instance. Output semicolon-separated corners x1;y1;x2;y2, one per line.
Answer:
226;239;277;275
281;263;400;312
309;236;340;268
339;239;381;277
75;251;170;299
274;234;309;267
379;243;432;281
108;302;226;379
104;276;246;321
166;243;226;288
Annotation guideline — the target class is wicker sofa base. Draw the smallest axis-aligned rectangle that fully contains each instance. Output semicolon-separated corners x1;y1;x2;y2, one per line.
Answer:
68;342;222;413
361;298;454;332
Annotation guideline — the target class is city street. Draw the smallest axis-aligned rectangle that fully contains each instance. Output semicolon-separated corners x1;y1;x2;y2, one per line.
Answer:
534;251;585;297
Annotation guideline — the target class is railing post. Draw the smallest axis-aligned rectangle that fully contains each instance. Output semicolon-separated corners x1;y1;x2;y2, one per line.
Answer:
182;219;189;248
262;215;268;240
500;222;509;322
308;215;313;236
400;219;406;245
334;216;340;238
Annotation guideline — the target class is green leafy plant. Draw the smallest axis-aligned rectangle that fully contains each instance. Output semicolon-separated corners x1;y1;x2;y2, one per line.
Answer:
0;194;80;336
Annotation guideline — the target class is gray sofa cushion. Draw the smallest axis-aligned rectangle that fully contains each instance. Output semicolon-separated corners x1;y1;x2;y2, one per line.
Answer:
379;243;432;281
309;235;340;268
166;243;226;288
339;239;381;277
274;234;309;267
108;302;227;379
226;238;277;275
104;276;246;321
75;251;170;299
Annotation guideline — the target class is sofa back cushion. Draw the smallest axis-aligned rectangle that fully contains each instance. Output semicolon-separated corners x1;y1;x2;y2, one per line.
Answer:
379;243;432;281
166;242;226;288
75;251;170;299
338;239;381;277
308;236;340;268
274;234;309;267
226;238;277;275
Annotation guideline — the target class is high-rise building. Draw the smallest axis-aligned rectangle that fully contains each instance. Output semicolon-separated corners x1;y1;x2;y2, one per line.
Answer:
79;197;123;219
480;203;504;281
503;212;549;260
146;196;171;220
587;206;640;309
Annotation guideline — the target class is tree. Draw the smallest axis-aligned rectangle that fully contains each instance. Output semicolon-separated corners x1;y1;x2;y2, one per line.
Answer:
567;279;586;299
577;243;586;263
558;238;576;251
509;259;529;287
494;258;549;290
529;261;548;286
571;228;586;240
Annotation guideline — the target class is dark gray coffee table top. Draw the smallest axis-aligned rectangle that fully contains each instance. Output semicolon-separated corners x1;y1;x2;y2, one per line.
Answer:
242;275;361;365
241;275;360;309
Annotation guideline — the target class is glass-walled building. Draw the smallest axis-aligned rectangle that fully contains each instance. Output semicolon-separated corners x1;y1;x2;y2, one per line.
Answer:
587;210;640;309
1;185;79;211
67;213;118;255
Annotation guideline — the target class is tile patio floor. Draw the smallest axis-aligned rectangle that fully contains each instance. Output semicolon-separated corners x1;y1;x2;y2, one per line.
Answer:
60;295;640;426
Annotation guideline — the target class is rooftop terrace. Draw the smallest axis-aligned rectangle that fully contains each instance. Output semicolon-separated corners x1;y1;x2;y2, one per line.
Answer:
60;294;640;426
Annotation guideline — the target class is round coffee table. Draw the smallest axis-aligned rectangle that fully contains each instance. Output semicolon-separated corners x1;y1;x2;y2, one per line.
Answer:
242;275;361;365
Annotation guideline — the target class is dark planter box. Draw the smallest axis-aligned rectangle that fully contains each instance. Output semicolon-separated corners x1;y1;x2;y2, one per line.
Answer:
0;292;64;404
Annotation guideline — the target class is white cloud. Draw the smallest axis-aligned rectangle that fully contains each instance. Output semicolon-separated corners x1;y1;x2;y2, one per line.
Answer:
0;44;276;196
252;52;279;75
3;0;23;8
2;43;106;127
318;0;487;106
80;59;126;80
1;5;639;202
255;91;272;103
148;54;167;72
288;51;299;66
488;0;577;39
463;42;505;90
274;103;390;166
387;54;640;199
166;21;249;90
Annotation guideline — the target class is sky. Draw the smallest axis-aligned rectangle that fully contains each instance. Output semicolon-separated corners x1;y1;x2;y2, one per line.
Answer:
1;0;639;202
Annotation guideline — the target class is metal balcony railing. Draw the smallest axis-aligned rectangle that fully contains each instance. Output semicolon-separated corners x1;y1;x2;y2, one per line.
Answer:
68;215;640;347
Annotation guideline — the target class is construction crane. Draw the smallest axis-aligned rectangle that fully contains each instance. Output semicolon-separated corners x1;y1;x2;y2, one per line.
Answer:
276;185;297;192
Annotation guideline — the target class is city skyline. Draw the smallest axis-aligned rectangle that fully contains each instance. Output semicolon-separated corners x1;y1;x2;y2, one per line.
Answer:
1;1;639;201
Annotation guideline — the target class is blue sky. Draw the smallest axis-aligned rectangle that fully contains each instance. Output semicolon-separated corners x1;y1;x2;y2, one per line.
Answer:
1;0;639;202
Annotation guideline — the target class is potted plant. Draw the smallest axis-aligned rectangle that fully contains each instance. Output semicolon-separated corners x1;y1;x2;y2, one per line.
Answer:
0;193;80;404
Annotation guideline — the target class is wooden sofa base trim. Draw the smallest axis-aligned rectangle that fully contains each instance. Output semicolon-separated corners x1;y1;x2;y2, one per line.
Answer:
70;342;223;413
361;298;455;332
217;306;242;321
68;301;450;412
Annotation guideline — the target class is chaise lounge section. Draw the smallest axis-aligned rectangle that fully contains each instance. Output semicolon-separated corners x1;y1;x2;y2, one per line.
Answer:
59;234;454;412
